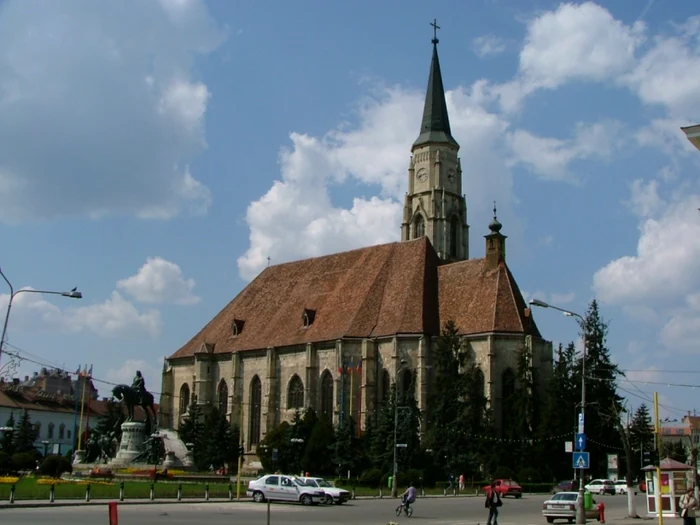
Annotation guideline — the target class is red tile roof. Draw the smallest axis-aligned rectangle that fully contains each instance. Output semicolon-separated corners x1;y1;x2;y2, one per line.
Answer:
169;238;541;359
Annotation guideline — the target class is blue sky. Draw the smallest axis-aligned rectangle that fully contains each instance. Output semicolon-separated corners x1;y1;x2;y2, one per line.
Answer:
0;0;699;422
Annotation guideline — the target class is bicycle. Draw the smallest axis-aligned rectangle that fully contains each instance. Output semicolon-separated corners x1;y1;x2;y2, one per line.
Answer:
395;499;414;517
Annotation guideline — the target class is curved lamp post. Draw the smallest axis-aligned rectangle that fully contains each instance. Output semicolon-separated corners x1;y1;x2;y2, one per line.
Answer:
0;267;82;367
530;298;586;524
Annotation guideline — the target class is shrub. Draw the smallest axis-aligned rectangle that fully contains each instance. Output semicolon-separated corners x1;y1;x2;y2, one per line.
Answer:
0;451;11;474
517;466;541;483
491;466;515;480
39;455;73;478
11;452;36;471
397;469;423;488
359;468;382;488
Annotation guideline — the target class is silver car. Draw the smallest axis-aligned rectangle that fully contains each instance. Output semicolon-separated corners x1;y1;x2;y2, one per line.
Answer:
542;492;601;523
247;474;325;505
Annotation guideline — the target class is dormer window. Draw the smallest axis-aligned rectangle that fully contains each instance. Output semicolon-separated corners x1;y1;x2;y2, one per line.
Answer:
302;308;316;328
231;318;245;337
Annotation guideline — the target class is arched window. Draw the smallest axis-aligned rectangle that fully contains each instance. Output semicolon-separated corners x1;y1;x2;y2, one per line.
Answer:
450;215;459;258
59;423;65;440
179;383;190;419
287;375;305;409
399;368;413;400
218;379;228;416
414;214;425;238
502;368;516;401
249;375;262;447
380;369;390;405
48;422;55;439
320;371;334;419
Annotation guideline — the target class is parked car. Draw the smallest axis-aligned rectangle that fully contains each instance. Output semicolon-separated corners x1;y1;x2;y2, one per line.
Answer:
247;474;325;505
542;491;601;523
613;480;638;495
584;479;615;495
295;477;351;505
552;480;575;494
483;479;523;498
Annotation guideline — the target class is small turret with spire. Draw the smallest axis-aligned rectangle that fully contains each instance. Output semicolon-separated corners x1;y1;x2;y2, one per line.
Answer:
485;201;507;269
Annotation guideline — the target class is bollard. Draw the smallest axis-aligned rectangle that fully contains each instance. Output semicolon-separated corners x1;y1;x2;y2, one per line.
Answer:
266;499;271;525
421;487;425;497
149;483;154;501
228;484;233;501
177;484;182;501
9;483;15;504
379;487;383;498
119;482;124;502
351;488;355;500
85;483;91;502
205;483;210;501
108;501;119;525
598;501;606;524
49;483;55;503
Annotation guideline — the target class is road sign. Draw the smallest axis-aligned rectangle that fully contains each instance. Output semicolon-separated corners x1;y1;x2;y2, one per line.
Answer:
565;441;573;453
396;443;408;448
573;451;590;469
575;433;586;451
578;413;585;434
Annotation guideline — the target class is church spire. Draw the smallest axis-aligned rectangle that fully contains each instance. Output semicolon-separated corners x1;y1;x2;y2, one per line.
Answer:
412;19;459;150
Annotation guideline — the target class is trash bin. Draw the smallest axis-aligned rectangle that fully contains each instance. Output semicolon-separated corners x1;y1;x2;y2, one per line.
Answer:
584;491;593;510
388;476;393;489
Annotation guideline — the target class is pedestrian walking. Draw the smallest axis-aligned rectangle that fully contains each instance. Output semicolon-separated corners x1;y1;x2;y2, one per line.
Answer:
485;481;503;525
680;487;698;525
459;474;465;492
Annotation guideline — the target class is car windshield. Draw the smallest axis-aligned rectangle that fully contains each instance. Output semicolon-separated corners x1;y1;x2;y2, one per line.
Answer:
315;480;332;487
293;479;308;487
300;479;317;487
553;493;577;501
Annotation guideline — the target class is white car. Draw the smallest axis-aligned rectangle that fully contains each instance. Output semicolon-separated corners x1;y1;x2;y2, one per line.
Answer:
246;474;325;505
613;480;638;495
584;479;615;495
295;477;351;505
542;492;601;523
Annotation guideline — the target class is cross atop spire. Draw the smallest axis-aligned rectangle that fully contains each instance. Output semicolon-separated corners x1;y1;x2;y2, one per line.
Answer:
431;18;440;45
493;201;498;220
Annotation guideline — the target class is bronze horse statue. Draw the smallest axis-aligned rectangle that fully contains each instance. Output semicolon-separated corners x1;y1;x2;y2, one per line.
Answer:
112;384;157;426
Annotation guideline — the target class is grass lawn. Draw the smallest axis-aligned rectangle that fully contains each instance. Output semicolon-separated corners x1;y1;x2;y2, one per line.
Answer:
0;477;239;501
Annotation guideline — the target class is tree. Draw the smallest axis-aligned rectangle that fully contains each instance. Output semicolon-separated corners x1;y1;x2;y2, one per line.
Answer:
257;421;291;473
201;408;240;471
629;404;654;466
177;401;205;469
13;410;38;453
302;414;333;475
0;413;15;455
537;343;578;480
608;402;639;518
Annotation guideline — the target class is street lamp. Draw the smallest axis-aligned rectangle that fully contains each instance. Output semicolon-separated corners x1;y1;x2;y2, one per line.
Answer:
392;359;408;498
291;437;304;476
0;267;82;367
42;440;50;457
530;298;587;524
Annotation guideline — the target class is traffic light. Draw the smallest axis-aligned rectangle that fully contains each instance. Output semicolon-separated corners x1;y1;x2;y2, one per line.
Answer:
642;449;659;466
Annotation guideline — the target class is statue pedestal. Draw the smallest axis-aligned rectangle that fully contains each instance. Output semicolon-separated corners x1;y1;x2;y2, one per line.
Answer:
112;422;147;465
72;450;86;465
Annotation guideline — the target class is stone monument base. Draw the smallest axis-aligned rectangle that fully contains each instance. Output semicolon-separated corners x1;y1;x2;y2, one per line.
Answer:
111;421;147;466
72;450;86;465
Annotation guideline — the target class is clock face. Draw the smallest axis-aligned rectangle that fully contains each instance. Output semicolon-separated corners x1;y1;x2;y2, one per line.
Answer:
448;169;456;181
417;168;428;182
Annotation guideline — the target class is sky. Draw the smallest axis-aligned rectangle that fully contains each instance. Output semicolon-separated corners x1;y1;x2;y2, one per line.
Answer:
0;0;699;424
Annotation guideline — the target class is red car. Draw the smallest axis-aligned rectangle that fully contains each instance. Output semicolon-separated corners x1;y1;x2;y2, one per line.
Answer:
483;479;523;498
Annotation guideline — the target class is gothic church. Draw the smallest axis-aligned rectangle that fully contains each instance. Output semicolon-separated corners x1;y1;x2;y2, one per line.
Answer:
160;33;553;466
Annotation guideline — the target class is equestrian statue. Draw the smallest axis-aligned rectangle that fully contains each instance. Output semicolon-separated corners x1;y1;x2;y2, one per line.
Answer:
112;371;157;426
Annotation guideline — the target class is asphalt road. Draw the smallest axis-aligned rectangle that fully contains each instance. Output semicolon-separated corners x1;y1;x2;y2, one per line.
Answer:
0;492;650;525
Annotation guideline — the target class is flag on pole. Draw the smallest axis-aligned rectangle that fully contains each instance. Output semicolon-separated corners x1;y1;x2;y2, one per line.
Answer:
338;364;344;375
88;364;93;377
356;360;362;374
74;365;81;376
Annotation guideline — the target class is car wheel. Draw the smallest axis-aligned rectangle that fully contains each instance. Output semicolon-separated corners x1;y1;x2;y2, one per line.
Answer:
546;517;554;523
252;491;265;503
300;494;313;506
323;494;333;505
516;494;522;499
568;519;574;523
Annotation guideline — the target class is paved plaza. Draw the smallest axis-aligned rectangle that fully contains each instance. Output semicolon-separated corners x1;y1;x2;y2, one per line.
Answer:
0;493;656;525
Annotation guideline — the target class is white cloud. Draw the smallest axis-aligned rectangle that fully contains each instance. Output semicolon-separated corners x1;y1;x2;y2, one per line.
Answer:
117;256;199;305
627;179;664;218
0;289;161;339
0;0;224;223
237;84;524;280
492;2;645;112
105;358;162;396
593;188;700;353
507;120;624;181
472;35;507;58
521;290;576;307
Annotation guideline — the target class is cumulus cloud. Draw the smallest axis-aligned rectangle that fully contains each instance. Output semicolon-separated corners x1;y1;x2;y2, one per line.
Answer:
0;289;161;339
0;0;225;223
117;257;199;305
237;84;526;280
522;290;576;307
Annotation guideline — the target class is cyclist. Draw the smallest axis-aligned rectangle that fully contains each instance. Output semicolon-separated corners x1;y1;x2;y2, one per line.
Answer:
401;481;417;513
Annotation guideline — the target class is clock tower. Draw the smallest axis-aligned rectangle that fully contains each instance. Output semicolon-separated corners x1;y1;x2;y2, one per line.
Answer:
401;25;468;262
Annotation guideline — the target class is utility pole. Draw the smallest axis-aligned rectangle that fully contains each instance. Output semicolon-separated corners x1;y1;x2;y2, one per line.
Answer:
653;392;663;525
